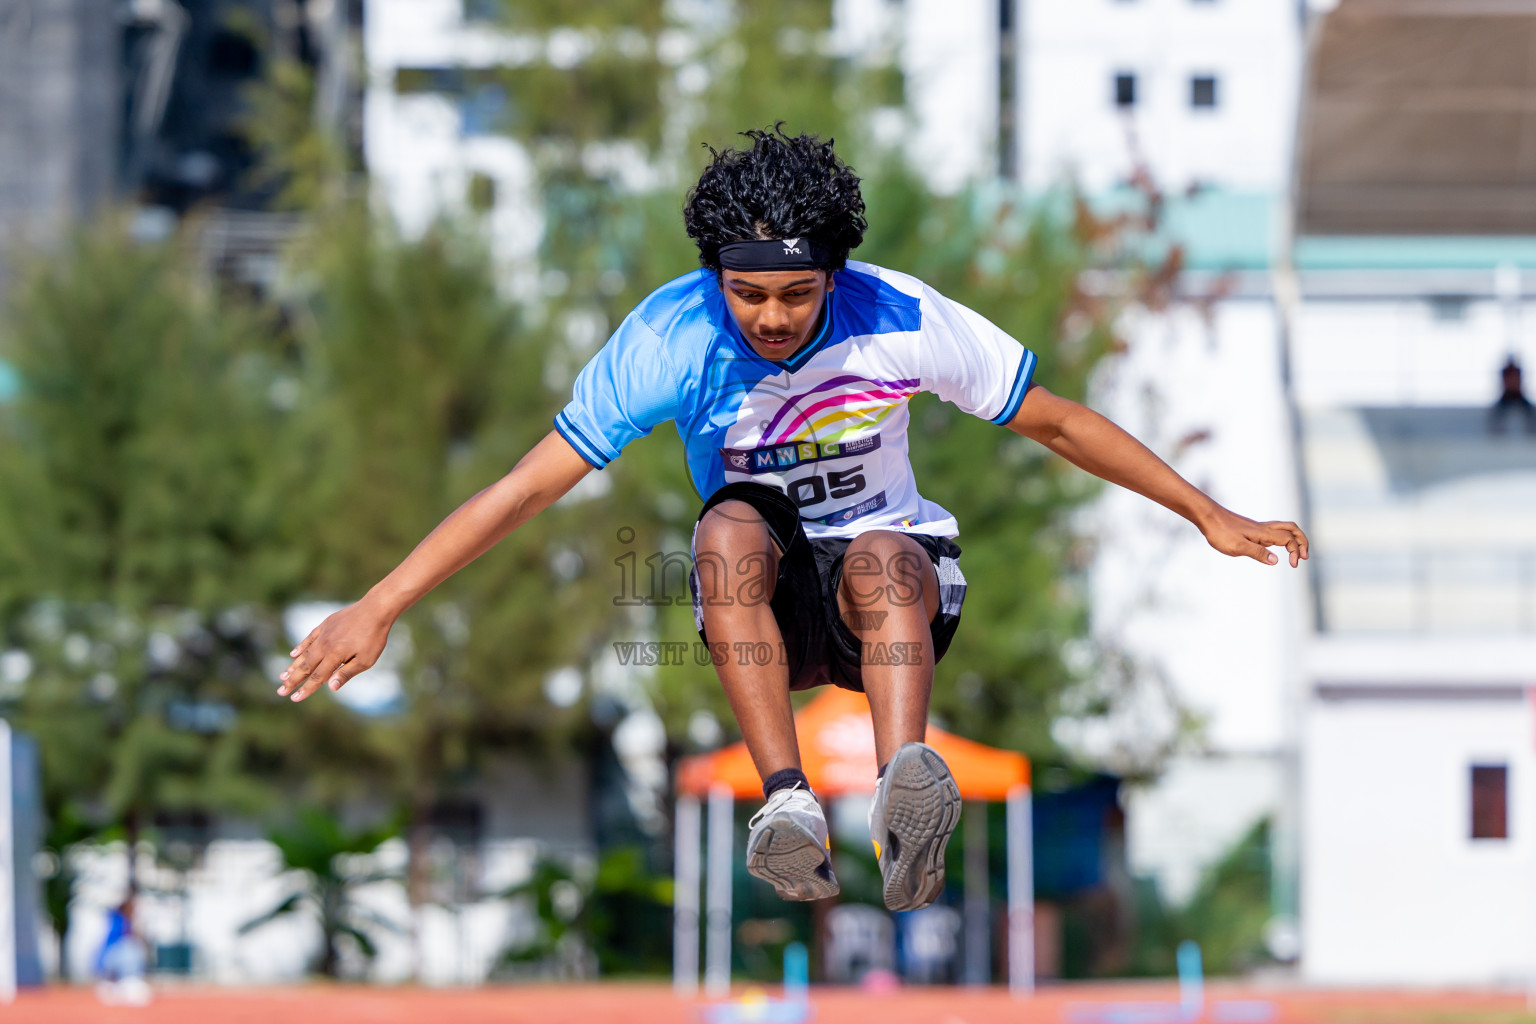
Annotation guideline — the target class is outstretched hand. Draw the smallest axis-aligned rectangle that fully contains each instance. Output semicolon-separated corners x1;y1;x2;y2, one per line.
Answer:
1201;509;1309;567
277;599;395;702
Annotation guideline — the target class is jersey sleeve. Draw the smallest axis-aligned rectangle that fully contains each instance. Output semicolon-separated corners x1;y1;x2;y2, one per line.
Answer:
554;311;680;469
917;287;1038;425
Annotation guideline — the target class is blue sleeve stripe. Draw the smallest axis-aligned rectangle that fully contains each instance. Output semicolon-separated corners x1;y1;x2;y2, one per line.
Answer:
553;412;610;469
990;349;1038;425
565;413;615;464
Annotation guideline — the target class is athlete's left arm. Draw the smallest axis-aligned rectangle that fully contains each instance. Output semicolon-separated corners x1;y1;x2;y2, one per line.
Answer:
1005;383;1308;567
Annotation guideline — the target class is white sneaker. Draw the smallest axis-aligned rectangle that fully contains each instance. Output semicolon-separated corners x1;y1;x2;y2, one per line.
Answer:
117;977;153;1007
746;783;840;901
868;741;962;911
97;977;153;1007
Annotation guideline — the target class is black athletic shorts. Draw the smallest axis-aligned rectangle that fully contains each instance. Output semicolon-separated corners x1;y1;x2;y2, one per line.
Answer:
687;481;968;693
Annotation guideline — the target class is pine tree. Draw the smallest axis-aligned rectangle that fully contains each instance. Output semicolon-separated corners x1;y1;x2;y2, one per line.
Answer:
277;204;626;962
0;219;319;894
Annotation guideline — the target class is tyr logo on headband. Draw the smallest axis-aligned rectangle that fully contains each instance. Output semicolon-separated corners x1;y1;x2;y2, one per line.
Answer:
718;237;831;271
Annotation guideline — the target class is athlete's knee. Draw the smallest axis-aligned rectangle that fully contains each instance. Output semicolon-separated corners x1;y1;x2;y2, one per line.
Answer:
699;500;765;536
695;500;770;556
694;500;776;602
842;531;931;610
845;529;915;561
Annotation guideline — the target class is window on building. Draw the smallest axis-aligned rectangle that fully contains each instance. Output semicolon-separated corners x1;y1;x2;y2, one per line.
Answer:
1429;294;1471;322
1471;764;1509;840
208;30;260;78
467;172;497;212
432;799;485;847
460;83;507;136
998;0;1017;178
1191;75;1218;109
1114;73;1137;109
395;67;464;94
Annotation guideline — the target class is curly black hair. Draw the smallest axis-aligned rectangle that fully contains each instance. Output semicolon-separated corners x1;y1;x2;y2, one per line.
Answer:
683;126;867;273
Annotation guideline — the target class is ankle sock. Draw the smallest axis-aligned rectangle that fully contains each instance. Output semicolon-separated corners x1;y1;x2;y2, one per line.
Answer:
877;761;888;780
763;767;811;800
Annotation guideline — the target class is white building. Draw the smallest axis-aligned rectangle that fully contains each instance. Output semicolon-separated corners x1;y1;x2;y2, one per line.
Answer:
1290;1;1536;986
1028;0;1309;917
1294;260;1536;984
361;0;1022;253
1086;268;1306;909
1019;0;1302;195
60;753;594;985
362;0;544;277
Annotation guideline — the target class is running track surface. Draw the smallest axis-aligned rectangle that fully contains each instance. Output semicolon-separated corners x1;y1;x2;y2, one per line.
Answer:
5;982;1532;1024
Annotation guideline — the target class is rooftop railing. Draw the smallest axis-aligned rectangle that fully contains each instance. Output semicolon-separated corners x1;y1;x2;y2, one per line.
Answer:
1316;549;1536;634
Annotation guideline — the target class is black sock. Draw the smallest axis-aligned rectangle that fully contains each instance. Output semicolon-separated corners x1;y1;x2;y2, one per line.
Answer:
877;761;888;780
763;767;811;801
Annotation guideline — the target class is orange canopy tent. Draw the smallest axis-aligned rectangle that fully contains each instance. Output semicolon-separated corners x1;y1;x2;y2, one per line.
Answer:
671;688;1035;996
677;687;1030;799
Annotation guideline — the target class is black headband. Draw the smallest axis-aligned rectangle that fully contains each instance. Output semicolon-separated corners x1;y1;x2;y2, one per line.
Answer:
717;237;832;272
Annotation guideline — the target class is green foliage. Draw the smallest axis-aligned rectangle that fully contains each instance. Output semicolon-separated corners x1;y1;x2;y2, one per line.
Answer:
284;204;611;760
238;806;401;977
467;173;497;212
0;220;324;875
1128;818;1275;977
276;204;652;927
497;845;673;978
241;58;348;211
499;57;665;147
0;221;291;611
493;0;667;33
288;206;533;593
36;804;95;980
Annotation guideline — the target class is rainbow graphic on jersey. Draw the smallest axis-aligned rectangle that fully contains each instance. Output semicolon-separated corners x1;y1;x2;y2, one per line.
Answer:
756;376;923;446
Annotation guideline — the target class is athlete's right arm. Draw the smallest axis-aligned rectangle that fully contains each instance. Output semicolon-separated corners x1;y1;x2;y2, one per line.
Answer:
276;430;595;703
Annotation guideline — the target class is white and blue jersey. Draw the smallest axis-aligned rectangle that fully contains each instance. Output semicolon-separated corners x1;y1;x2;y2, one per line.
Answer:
553;261;1037;540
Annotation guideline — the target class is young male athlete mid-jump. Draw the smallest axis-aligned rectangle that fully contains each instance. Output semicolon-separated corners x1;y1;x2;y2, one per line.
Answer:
278;129;1308;910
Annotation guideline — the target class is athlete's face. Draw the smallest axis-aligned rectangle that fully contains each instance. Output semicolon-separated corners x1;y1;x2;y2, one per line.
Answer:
719;269;834;362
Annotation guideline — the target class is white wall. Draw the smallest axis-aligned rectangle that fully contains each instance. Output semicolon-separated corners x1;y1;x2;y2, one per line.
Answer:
896;0;999;192
1293;287;1536;635
1293;296;1534;409
1081;298;1305;906
363;0;542;271
1302;686;1536;985
62;749;593;985
1020;0;1300;193
1124;754;1285;904
369;0;1008;240
1087;299;1304;757
66;837;548;985
1014;0;1305;911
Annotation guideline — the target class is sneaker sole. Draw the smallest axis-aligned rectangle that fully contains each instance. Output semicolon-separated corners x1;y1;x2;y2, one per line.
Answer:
879;743;962;912
747;818;840;902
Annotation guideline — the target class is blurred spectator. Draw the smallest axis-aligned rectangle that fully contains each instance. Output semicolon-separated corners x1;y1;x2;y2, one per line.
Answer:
824;904;895;984
1490;357;1535;434
94;898;151;1006
896;905;963;984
